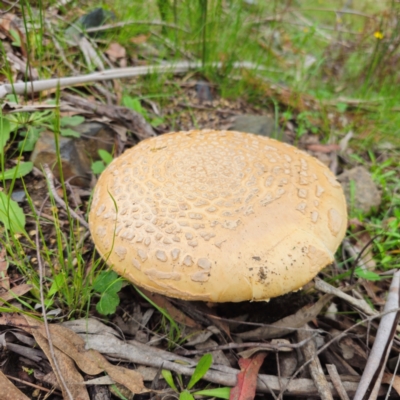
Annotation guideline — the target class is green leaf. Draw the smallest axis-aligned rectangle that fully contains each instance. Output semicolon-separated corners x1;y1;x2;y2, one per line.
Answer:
96;291;120;315
151;117;164;127
161;370;178;392
18;127;42;152
0;117;11;155
47;273;67;297
98;149;113;165
355;267;381;281
93;271;123;294
60;128;81;138
0;191;26;233
60;115;85;127
122;96;143;113
10;29;21;47
91;160;106;174
179;391;195;400
187;353;213;390
193;387;231;399
1;162;33;180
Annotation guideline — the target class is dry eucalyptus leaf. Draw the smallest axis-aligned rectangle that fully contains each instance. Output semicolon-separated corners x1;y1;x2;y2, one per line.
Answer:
27;325;90;400
0;370;30;400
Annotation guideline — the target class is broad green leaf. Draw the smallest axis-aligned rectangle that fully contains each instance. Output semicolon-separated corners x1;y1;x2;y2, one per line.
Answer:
0;117;11;155
193;387;231;399
187;353;213;390
355;268;381;281
60;128;80;138
1;162;33;180
0;191;26;233
161;370;178;392
60;115;85;127
179;391;195;400
96;291;120;315
93;271;123;294
91;160;106;174
98;149;113;165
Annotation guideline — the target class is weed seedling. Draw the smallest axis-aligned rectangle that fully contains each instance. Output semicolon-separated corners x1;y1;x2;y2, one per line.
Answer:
162;353;230;400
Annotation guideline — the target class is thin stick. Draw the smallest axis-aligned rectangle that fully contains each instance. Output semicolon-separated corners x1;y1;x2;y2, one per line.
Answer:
326;364;351;400
177;334;318;356
85;19;190;33
315;278;377;316
35;202;74;400
353;270;400;400
0;61;263;98
298;324;333;400
43;165;89;230
277;307;400;399
5;374;54;394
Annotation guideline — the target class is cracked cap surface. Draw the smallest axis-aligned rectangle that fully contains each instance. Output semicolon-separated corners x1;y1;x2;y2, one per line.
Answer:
89;130;347;302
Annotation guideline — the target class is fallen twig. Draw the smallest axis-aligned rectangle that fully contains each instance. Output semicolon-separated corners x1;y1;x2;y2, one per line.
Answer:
35;198;74;400
43;165;89;230
353;270;400;400
85;19;190;34
297;324;333;400
177;335;317;356
61;93;155;140
315;278;377;316
327;364;350;400
0;61;261;98
69;319;363;397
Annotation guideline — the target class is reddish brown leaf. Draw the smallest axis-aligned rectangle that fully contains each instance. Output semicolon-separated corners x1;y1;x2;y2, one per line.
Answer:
230;353;266;400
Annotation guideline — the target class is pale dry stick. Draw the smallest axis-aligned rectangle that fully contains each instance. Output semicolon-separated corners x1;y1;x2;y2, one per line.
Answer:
35;202;74;400
297;324;333;400
80;329;362;396
300;8;374;18
314;277;377;316
43;165;89;230
177;334;318;356
342;239;370;271
0;61;262;98
0;0;19;13
277;308;400;400
353;270;400;400
326;364;351;400
150;30;196;60
285;16;361;35
86;19;190;34
385;354;400;400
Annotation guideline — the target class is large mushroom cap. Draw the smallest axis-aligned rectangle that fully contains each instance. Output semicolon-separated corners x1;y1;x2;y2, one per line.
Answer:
89;130;347;302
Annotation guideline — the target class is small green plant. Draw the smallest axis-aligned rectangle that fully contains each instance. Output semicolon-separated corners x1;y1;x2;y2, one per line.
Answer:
122;96;164;127
93;270;123;315
91;149;114;174
162;354;230;400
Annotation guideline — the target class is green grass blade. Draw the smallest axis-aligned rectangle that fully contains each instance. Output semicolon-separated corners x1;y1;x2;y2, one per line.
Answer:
193;387;231;399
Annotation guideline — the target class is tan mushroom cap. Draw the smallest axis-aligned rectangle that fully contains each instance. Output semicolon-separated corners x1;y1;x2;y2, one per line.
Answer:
89;130;347;302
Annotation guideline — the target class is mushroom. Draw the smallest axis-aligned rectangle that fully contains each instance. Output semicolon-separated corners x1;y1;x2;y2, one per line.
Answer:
89;130;347;302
